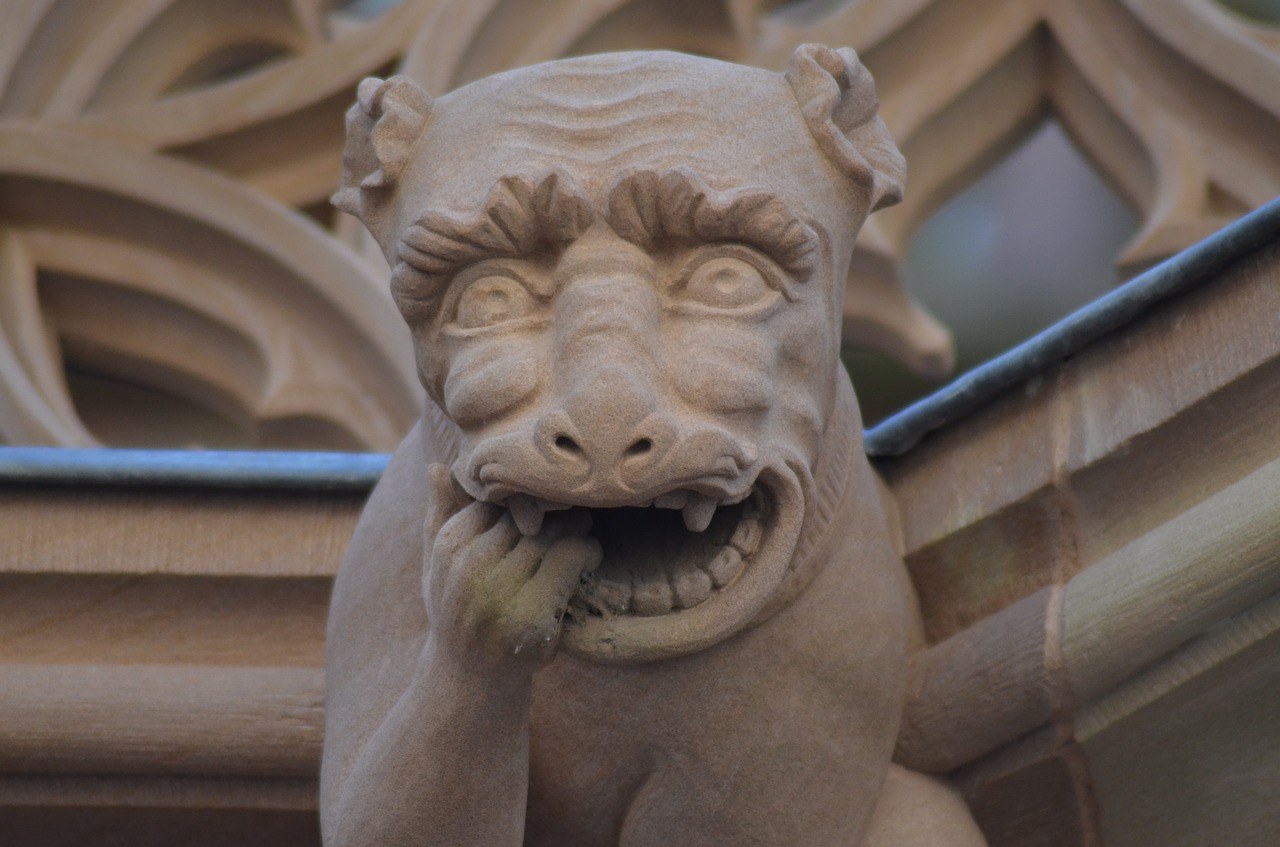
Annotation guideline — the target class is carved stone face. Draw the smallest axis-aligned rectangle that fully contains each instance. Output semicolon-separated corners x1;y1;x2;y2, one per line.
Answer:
336;48;904;663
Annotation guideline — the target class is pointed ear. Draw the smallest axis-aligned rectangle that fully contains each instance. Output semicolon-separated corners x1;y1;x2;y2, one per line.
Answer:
332;75;434;245
786;44;905;212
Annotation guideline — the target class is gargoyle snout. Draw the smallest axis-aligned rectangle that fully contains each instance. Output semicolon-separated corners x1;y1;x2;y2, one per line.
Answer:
535;366;674;486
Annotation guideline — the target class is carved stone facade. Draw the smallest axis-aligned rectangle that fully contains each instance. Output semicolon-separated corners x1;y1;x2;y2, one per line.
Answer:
1;2;1278;846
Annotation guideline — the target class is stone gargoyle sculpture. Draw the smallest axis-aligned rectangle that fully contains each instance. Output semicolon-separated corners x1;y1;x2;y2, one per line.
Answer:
321;46;988;846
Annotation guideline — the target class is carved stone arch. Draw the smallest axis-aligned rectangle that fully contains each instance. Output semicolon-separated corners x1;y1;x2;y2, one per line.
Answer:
0;126;418;448
1;0;442;210
0;0;438;447
2;0;1278;445
748;0;1280;369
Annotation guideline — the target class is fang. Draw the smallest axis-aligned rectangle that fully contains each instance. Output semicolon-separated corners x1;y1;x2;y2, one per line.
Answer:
682;495;716;532
508;494;545;536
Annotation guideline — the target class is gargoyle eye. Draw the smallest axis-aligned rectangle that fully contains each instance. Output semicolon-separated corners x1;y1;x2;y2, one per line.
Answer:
676;255;775;310
453;273;537;329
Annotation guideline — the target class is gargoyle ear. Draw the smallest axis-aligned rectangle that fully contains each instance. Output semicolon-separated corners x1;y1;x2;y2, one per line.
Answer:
786;44;905;212
332;75;434;244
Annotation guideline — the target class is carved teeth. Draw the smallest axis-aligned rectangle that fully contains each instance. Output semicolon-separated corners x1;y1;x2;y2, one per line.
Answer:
705;547;744;588
682;494;717;532
671;568;712;608
631;572;674;616
654;490;689;510
730;517;762;556
588;576;631;615
508;494;545;536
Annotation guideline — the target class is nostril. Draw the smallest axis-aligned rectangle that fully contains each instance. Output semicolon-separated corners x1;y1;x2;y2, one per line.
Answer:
626;438;653;457
554;434;582;454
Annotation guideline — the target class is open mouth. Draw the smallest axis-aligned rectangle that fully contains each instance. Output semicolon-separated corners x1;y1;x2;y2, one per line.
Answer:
578;488;764;618
491;467;803;663
500;486;764;618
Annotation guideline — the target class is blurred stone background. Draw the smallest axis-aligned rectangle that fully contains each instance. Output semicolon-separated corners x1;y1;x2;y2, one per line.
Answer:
850;120;1138;423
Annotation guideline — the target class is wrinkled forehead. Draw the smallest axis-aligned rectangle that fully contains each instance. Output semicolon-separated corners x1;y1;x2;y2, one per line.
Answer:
402;52;851;230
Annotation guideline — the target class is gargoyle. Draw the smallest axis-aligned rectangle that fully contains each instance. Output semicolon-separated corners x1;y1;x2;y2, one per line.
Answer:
322;45;987;846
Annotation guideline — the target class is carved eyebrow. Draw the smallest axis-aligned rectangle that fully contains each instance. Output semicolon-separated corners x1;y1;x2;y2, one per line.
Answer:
391;171;592;321
606;167;820;279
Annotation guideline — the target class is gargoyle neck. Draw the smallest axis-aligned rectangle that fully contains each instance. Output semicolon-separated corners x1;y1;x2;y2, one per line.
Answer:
797;375;862;571
752;375;864;622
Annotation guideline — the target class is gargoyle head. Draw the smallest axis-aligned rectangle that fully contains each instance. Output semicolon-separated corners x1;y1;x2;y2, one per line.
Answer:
336;45;904;663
